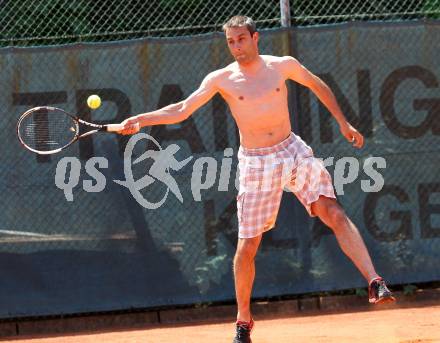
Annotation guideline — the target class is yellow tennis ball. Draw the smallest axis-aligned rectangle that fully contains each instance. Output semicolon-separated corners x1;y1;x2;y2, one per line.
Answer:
87;95;101;109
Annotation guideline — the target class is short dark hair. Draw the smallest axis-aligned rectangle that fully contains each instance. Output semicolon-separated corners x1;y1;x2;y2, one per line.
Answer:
222;16;256;36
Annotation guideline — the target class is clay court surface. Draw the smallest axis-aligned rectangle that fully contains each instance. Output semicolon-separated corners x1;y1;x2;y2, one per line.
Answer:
6;305;440;343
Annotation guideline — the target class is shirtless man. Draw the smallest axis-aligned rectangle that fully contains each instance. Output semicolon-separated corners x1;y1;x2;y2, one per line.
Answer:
118;15;395;343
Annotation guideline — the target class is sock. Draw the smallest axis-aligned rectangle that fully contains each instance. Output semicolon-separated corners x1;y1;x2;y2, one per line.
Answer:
369;276;383;286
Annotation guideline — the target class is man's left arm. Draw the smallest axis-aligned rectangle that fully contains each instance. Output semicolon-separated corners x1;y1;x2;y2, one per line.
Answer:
282;56;364;148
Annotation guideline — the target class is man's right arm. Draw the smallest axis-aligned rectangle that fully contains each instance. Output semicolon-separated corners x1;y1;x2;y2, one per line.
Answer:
119;72;219;135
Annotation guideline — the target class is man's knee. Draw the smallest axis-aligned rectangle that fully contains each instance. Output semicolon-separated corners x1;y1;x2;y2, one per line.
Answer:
313;197;346;228
326;205;347;228
235;236;262;262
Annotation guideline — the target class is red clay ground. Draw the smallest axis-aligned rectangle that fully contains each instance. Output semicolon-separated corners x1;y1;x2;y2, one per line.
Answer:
7;305;440;343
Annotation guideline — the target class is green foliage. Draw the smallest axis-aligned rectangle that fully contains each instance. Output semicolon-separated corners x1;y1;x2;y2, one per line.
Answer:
423;0;440;18
0;0;438;47
355;288;368;297
403;284;418;295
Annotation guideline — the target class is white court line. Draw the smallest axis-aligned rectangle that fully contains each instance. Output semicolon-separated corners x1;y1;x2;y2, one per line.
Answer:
0;230;137;243
0;229;50;237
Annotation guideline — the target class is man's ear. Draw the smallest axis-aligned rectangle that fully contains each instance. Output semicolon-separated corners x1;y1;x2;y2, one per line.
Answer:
252;31;259;43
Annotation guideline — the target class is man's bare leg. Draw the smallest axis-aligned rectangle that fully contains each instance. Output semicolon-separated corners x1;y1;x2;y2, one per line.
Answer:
311;196;379;283
233;234;262;322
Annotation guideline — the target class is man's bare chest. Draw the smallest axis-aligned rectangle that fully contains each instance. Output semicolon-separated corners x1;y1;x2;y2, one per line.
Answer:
219;73;286;103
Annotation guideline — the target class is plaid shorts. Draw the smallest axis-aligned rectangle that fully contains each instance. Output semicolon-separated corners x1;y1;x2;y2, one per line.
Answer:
237;132;336;239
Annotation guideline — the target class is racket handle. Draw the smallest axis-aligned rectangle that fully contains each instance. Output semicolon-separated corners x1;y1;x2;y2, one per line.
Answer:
104;122;140;133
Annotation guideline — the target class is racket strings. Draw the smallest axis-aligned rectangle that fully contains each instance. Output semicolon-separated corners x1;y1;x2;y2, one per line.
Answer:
18;109;77;151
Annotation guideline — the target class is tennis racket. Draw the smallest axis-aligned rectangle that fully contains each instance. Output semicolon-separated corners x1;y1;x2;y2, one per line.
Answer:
17;106;135;155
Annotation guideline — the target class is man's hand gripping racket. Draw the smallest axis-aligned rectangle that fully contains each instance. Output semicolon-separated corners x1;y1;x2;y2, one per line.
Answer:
118;117;141;135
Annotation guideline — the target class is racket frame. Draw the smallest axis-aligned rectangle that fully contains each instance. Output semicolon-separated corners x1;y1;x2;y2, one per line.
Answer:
17;106;110;155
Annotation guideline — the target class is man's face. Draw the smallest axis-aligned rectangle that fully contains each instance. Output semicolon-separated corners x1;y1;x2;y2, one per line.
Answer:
225;26;258;65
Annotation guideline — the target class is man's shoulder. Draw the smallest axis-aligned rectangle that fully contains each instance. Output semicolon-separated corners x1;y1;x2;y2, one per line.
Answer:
261;55;297;66
204;65;235;84
261;54;283;61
